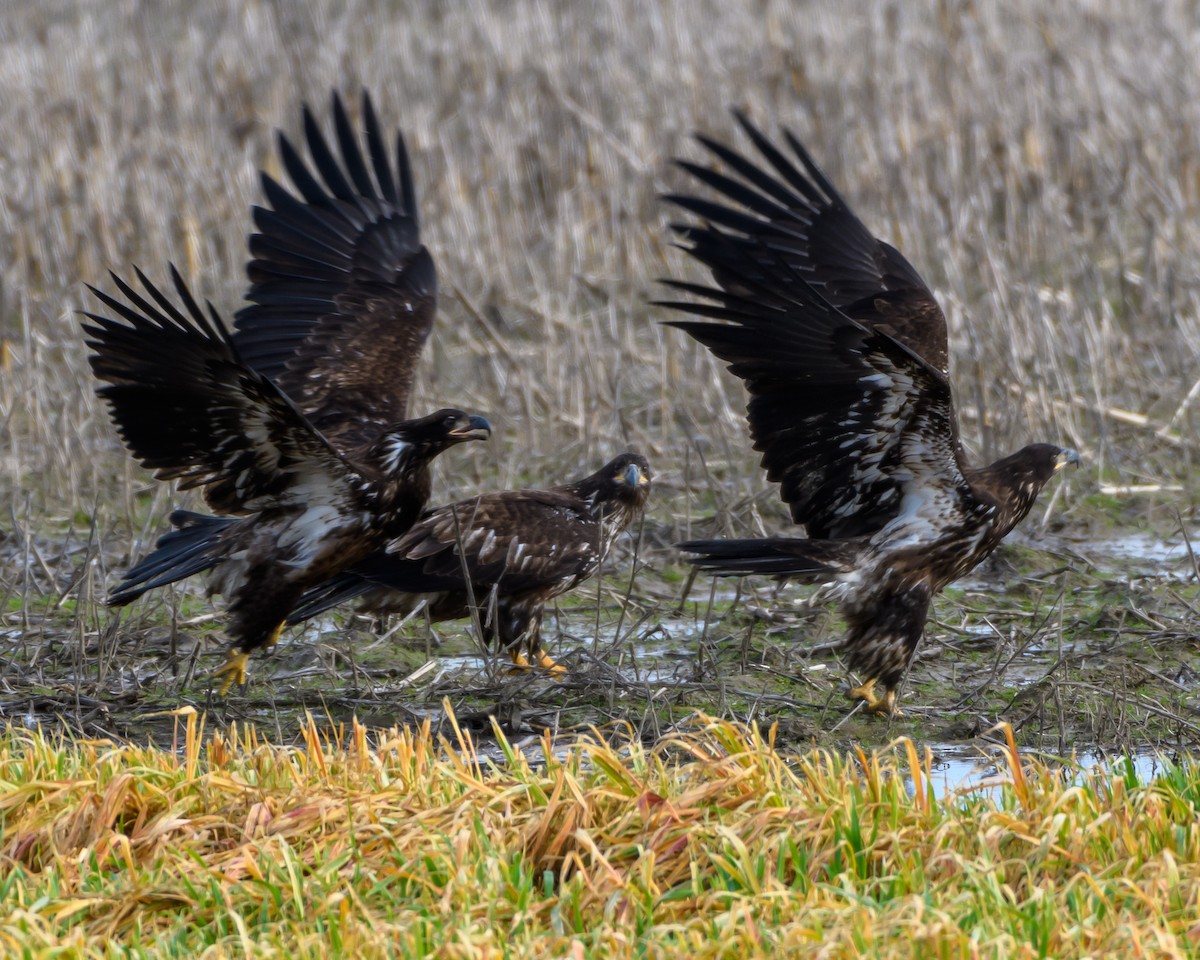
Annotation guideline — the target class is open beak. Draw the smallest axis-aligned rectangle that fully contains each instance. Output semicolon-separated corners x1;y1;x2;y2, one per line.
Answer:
1055;448;1082;472
450;415;492;442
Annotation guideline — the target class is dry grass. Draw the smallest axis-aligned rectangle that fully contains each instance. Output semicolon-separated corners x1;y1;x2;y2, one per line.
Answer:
4;6;1200;951
2;1;1196;523
3;710;1200;957
1;6;1198;754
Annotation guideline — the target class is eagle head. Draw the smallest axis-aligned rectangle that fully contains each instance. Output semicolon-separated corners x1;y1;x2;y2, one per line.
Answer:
979;442;1080;530
616;453;652;491
1023;443;1082;482
587;452;653;508
378;408;491;471
402;409;491;445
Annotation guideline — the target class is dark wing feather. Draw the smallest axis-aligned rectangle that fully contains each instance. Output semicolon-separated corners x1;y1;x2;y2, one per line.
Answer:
659;227;968;540
84;266;363;516
379;490;602;594
233;91;435;456
287;490;602;622
667;112;949;376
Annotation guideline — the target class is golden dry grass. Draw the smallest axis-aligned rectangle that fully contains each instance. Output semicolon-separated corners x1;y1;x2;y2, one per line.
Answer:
3;711;1200;957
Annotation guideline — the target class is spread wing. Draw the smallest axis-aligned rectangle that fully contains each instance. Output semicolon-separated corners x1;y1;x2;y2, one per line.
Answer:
659;227;970;540
84;267;363;517
666;111;949;376
233;91;435;456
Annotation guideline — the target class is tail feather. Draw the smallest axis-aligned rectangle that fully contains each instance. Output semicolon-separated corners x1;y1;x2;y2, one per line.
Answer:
286;572;372;624
679;537;857;577
108;510;234;606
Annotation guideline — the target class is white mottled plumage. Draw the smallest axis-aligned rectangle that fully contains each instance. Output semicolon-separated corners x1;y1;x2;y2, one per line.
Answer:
379;437;412;474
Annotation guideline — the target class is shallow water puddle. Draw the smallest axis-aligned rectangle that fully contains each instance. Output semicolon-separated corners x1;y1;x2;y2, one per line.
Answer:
1087;532;1196;566
925;743;1170;799
1067;529;1198;580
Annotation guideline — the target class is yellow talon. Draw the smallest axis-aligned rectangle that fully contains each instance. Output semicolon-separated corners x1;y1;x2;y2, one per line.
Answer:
214;650;251;694
504;649;566;679
212;624;280;694
534;649;567;678
506;650;533;672
847;678;902;717
847;676;878;706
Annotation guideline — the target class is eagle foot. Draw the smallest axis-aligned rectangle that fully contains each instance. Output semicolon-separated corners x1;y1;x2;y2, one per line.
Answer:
505;649;567;679
534;649;567;678
214;650;251;694
847;678;902;717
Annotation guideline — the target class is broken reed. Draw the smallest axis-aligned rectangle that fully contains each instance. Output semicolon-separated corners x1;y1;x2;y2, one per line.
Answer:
2;710;1200;958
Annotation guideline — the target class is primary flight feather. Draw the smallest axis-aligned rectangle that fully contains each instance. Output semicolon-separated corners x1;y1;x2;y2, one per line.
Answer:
92;93;491;690
661;113;1079;715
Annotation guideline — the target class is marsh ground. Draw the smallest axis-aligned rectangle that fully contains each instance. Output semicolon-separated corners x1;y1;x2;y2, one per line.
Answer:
1;1;1197;766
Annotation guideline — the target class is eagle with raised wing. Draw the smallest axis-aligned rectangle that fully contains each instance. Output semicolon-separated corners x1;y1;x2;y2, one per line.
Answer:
93;93;490;690
661;113;1079;716
285;453;652;673
232;92;437;454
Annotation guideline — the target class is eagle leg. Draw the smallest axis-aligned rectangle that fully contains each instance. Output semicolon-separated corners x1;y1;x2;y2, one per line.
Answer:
847;678;902;717
213;623;284;694
214;650;252;694
263;621;284;648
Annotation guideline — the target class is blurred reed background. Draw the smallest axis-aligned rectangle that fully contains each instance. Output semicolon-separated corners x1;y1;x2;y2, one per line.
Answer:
1;0;1195;606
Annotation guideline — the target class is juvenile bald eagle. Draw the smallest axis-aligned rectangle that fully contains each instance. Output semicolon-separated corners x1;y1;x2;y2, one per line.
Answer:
661;114;1079;715
285;453;652;673
92;93;490;690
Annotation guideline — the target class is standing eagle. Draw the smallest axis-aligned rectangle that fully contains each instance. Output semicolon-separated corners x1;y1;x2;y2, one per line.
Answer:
660;114;1079;715
284;453;652;673
90;93;490;690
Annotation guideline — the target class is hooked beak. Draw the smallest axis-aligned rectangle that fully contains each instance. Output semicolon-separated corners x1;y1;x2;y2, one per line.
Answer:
1054;448;1082;472
450;415;492;442
622;463;649;487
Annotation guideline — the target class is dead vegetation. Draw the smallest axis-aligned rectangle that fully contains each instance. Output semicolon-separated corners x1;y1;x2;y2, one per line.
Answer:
5;711;1200;957
0;1;1197;751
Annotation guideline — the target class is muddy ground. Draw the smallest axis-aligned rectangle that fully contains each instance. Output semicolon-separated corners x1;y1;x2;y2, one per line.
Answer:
3;506;1197;789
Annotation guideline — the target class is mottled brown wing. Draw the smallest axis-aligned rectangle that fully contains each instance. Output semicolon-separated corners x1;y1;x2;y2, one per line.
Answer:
233;91;435;456
383;489;603;594
666;112;949;376
659;225;971;540
84;267;363;518
285;488;605;621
